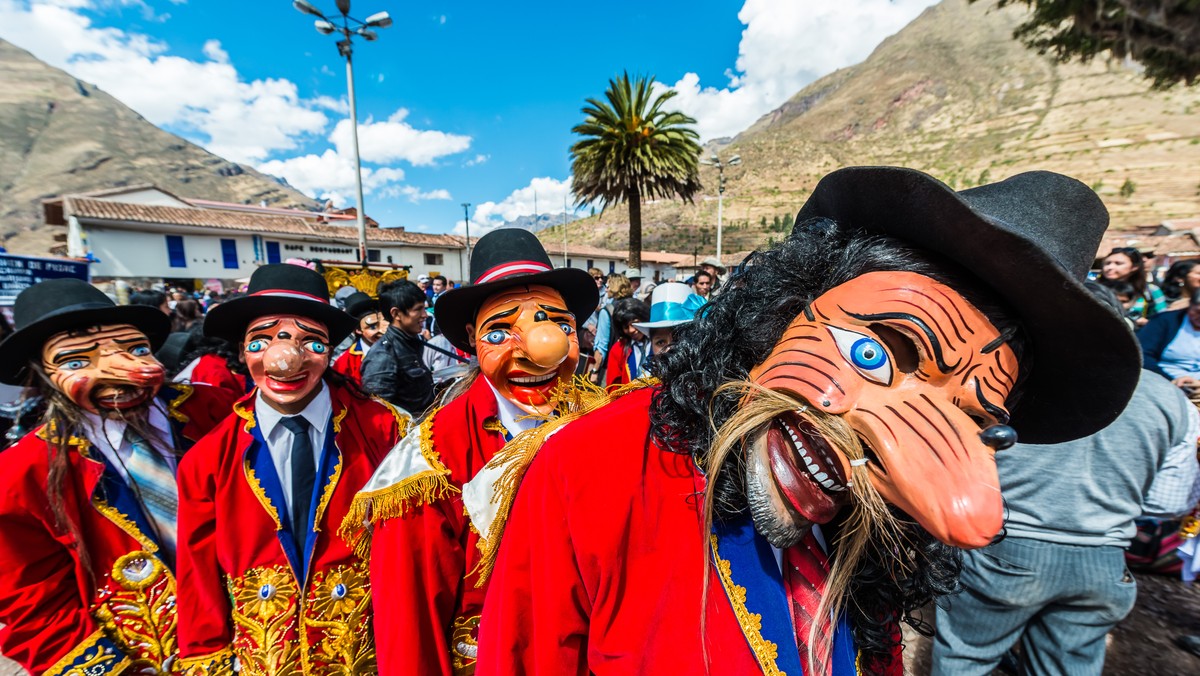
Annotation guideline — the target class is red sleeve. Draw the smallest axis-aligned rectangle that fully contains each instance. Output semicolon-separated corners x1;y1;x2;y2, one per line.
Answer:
191;356;246;401
604;340;628;388
331;351;352;378
0;489;119;675
475;448;590;675
371;500;465;676
175;440;235;665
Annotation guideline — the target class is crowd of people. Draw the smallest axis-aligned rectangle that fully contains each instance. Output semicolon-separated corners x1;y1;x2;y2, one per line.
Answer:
0;166;1198;676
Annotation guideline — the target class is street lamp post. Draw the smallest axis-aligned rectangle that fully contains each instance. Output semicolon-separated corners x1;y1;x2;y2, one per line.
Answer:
293;0;392;267
700;152;742;263
461;202;472;274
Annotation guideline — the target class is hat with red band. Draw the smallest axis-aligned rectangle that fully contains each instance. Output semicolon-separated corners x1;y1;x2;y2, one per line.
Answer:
204;263;357;344
435;228;598;353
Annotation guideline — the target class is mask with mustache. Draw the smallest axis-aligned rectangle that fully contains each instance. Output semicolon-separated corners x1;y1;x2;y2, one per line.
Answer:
41;324;165;414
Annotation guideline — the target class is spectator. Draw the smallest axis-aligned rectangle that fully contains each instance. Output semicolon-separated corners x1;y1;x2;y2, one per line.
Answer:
417;274;433;301
576;269;607;375
933;282;1200;676
360;279;435;414
1100;246;1166;325
171;299;203;333
603;297;650;387
693;269;715;299
1139;288;1200;400
631;282;703;357
623;268;643;296
699;255;726;293
1162;259;1200;310
588;274;633;382
130;289;170;316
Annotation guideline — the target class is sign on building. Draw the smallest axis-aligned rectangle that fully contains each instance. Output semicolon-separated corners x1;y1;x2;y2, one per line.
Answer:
0;253;90;305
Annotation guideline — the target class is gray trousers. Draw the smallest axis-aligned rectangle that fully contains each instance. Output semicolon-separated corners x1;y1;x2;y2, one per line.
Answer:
931;537;1137;676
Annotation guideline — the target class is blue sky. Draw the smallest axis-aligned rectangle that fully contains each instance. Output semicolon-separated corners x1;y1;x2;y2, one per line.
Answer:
0;0;939;234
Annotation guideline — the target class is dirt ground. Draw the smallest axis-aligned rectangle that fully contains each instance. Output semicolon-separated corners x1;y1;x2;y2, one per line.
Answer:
901;571;1200;675
2;572;1198;675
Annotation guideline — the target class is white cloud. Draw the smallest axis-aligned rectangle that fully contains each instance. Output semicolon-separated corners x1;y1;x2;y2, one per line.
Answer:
0;0;329;163
331;109;472;166
382;186;453;203
666;0;939;140
259;149;406;206
460;177;574;235
464;154;490;167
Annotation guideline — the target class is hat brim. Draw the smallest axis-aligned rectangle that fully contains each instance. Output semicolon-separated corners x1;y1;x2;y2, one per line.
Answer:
0;304;171;385
633;319;691;331
204;295;357;346
796;166;1140;443
435;268;600;354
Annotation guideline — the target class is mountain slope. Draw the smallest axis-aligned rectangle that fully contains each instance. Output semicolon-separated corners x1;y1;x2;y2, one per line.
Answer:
0;38;319;255
557;0;1200;255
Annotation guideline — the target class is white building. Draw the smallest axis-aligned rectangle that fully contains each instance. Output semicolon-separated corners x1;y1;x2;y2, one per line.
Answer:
535;240;694;282
43;186;466;288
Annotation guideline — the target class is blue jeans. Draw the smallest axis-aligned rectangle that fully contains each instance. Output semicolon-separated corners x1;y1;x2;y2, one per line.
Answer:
931;537;1137;676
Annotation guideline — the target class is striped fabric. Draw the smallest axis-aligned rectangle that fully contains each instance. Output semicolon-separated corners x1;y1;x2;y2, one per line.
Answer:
123;428;179;555
784;531;833;676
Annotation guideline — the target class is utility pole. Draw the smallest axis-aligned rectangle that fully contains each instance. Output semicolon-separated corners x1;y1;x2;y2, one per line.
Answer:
700;152;742;263
462;202;472;275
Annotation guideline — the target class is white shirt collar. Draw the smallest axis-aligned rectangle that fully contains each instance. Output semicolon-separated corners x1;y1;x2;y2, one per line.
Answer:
483;377;542;436
255;381;333;438
360;337;375;356
80;397;174;456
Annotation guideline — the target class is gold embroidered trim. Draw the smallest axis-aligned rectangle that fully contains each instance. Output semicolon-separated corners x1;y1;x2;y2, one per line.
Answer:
474;377;653;584
93;497;159;554
244;466;283;530
178;646;237;675
45;628;129;676
94;551;177;673
371;395;414;440
234;398;257;432
450;614;481;674
313;452;343;535
709;534;785;676
338;411;455;559
166;383;195;424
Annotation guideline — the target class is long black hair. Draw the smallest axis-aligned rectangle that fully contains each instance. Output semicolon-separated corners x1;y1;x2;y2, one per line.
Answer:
649;217;1026;670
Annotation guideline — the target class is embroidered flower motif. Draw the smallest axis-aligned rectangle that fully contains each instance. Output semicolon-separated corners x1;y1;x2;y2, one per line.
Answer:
233;567;297;620
309;567;368;618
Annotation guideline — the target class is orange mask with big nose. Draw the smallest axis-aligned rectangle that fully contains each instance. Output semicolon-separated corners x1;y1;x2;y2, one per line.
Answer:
243;314;331;414
41;324;165;414
747;271;1019;549
467;285;580;415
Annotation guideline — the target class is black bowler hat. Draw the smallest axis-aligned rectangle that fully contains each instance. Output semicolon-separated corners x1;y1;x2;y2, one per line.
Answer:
204;264;356;345
0;278;171;385
435;229;599;353
343;292;379;321
795;166;1141;444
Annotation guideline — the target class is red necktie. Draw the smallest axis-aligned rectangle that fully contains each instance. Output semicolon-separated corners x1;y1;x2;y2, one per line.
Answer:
783;531;833;676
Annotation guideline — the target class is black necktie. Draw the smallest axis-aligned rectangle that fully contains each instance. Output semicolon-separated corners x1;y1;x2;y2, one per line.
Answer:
280;416;315;550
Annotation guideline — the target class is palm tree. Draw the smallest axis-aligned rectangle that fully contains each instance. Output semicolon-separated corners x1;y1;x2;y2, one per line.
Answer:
570;73;702;268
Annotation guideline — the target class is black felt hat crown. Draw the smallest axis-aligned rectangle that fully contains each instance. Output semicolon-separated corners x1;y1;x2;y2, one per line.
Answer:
0;278;170;385
434;228;599;353
795;166;1141;443
343;292;379;321
204;264;356;344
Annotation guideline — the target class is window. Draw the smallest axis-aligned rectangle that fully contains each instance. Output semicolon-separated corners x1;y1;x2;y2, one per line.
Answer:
586;259;594;269
609;261;616;274
368;249;381;263
266;241;281;265
424;253;444;266
566;258;573;268
220;239;238;269
165;235;186;268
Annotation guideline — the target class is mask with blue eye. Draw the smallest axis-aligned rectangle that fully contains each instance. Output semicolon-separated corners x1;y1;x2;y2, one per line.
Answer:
306;340;328;355
559;323;574;336
62;359;89;371
482;329;508;345
828;325;893;385
129;345;152;357
246;339;269;354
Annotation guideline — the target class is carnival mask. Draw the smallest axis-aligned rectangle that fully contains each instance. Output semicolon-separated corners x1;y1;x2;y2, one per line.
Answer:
467;285;580;416
41;324;165;414
358;312;388;346
744;271;1019;549
243;314;331;412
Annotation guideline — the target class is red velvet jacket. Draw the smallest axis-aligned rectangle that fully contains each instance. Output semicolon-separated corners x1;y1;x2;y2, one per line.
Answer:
189;354;249;400
348;376;508;676
0;384;235;676
331;339;366;386
175;381;406;676
477;387;890;675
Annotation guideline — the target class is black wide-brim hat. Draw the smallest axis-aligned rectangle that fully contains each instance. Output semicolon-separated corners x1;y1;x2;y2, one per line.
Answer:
343;291;379;321
795;166;1140;444
0;278;171;385
205;263;356;345
436;228;599;353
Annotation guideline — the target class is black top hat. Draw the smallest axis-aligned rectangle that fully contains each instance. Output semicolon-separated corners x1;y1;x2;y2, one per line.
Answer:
343;292;379;321
205;264;356;345
0;278;171;385
435;228;599;353
795;166;1140;444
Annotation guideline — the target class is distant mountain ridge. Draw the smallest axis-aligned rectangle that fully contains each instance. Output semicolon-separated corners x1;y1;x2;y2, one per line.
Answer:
555;0;1200;255
0;38;319;255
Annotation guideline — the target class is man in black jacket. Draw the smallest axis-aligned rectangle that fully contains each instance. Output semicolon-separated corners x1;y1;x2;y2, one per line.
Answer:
361;279;435;414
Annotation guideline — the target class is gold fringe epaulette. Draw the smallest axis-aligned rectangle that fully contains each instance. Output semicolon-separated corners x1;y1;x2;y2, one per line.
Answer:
473;377;655;584
338;411;456;560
